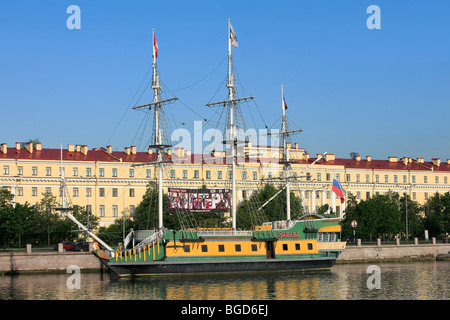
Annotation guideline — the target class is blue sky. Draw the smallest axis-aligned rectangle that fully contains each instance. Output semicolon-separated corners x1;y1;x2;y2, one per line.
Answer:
1;0;449;161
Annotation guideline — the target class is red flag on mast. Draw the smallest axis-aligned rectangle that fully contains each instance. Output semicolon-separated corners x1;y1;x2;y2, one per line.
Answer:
153;32;158;59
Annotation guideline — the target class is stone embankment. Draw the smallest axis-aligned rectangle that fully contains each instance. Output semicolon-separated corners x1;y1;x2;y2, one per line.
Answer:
0;240;449;274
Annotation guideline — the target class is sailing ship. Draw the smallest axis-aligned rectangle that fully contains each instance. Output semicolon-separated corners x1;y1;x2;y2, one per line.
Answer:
90;21;346;277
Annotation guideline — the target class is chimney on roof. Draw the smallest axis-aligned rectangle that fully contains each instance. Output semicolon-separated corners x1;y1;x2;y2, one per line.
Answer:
325;154;335;161
287;142;291;149
16;142;20;150
107;146;112;154
167;149;172;156
186;150;192;157
401;157;408;166
26;141;33;154
355;155;361;161
366;155;371;162
147;147;153;155
432;158;441;167
176;147;184;157
81;145;88;155
417;157;424;163
35;143;42;151
1;143;6;154
76;145;81;152
388;156;398;163
131;146;136;155
124;147;130;155
294;143;298;149
68;144;75;152
447;159;450;165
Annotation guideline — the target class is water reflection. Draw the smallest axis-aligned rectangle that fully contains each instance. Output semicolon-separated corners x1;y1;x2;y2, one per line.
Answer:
0;261;448;300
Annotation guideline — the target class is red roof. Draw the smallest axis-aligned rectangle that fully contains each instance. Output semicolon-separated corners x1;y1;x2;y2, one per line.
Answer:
1;146;449;172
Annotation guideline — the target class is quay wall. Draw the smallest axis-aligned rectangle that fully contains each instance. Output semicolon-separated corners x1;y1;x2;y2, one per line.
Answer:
0;243;449;274
336;243;450;263
0;251;102;275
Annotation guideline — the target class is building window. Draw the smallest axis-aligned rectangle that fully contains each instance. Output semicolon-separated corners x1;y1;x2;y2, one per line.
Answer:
99;205;105;217
99;168;105;177
73;167;78;176
356;174;360;182
346;174;351;182
112;188;118;197
403;175;407;183
425;192;429;200
129;169;134;177
435;176;439;184
86;168;92;177
73;188;79;197
206;170;211;179
268;171;272;179
46;167;52;176
45;187;51;195
424;176;428;183
17;166;23;175
99;188;105;197
31;166;37;176
412;175;416;183
445;177;448;184
326;173;331;181
146;169;152;178
394;175;398;183
306;172;311;181
86;205;92;214
242;171;247;180
129;188;135;197
317;173;322;181
112;168;118;177
86;188;92;197
218;171;222;179
112;205;118;217
253;172;257;180
17;187;23;196
384;175;388;183
182;170;188;179
170;170;176;178
375;175;379;183
413;192;416;200
366;174;370;182
32;187;38;196
366;192;370;200
130;205;135;217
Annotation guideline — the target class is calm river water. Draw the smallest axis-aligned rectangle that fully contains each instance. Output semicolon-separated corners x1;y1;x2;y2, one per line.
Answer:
0;261;448;300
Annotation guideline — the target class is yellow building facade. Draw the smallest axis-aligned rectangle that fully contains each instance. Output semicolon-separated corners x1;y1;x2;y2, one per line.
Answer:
1;141;450;227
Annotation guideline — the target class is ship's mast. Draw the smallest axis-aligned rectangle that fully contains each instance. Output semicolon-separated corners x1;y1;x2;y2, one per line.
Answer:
133;29;178;229
206;20;254;231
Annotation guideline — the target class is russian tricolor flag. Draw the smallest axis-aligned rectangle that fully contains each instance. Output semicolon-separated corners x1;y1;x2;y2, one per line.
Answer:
332;177;345;204
283;94;288;110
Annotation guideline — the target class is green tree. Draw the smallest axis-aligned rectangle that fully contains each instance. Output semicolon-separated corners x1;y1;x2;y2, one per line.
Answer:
237;184;305;230
424;192;450;237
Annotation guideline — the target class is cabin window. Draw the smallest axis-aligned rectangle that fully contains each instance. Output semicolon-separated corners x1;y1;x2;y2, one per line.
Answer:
251;244;257;251
218;244;225;252
295;243;300;250
235;244;241;252
183;245;190;252
307;243;313;250
282;244;288;251
201;245;208;252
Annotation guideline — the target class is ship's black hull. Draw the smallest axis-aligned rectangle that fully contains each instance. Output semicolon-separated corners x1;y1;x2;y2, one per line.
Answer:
106;257;337;277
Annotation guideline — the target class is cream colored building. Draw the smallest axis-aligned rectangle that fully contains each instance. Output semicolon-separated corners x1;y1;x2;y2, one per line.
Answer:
1;141;449;227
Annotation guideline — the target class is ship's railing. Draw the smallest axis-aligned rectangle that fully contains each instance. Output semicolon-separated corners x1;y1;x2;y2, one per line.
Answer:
133;230;164;250
197;230;253;237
